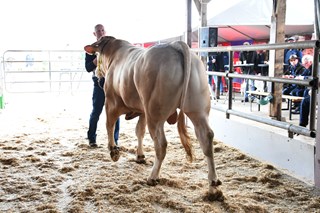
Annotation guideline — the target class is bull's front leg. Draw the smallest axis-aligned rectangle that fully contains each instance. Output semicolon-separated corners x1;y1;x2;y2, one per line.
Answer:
106;112;120;162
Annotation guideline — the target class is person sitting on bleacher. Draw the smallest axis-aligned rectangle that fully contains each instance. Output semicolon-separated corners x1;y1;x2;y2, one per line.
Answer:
290;54;313;97
283;36;303;71
297;55;314;120
282;54;306;96
282;54;308;114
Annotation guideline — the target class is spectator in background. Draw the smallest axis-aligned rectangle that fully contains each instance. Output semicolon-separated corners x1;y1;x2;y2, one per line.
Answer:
255;50;269;76
25;54;34;67
284;36;303;71
302;47;314;57
207;55;215;93
291;54;313;96
299;36;319;126
255;49;269;91
282;54;306;96
239;41;258;102
212;50;229;99
291;55;313;114
299;90;311;127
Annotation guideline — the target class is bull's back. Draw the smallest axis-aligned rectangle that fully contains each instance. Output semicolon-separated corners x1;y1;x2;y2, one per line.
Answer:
133;42;210;117
134;44;185;114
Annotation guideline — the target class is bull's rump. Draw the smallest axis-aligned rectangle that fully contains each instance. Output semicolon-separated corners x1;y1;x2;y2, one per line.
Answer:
133;43;211;120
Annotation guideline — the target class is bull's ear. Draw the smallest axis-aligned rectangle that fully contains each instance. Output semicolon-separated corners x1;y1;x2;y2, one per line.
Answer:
84;45;95;55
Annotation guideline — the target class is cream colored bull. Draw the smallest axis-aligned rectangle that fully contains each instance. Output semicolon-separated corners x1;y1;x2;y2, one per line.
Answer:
84;36;223;201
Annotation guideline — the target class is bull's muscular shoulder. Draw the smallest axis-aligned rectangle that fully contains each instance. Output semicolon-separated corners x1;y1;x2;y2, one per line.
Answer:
100;36;116;41
98;36;133;52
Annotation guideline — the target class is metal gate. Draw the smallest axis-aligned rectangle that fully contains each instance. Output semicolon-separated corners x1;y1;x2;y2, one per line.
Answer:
1;50;92;93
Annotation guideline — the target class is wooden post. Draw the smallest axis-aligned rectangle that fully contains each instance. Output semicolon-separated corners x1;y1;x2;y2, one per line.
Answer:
186;0;192;47
268;0;286;120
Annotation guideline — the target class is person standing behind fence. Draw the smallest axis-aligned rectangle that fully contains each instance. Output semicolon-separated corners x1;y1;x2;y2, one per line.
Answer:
207;55;215;92
239;41;258;102
255;49;269;91
256;49;269;76
85;24;120;147
214;51;229;99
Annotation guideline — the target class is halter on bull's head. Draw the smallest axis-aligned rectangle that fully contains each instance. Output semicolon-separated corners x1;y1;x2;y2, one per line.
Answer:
84;36;116;55
84;36;116;78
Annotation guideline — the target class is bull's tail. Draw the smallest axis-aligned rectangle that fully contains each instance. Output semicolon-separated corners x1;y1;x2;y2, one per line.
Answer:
171;41;191;110
171;41;193;162
177;111;193;162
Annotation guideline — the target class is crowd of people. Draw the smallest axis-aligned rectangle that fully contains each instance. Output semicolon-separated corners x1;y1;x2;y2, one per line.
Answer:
207;34;317;128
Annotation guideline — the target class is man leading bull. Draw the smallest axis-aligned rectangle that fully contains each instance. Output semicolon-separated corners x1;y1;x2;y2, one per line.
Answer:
85;24;120;147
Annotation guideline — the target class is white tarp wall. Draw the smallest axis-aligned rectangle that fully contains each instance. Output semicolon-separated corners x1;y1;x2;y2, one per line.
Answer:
205;0;314;26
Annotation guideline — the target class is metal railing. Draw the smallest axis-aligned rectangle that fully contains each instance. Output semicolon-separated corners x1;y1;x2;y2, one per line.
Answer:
1;50;91;93
192;40;320;138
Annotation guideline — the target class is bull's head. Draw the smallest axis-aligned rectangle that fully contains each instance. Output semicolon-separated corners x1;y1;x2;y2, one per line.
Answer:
84;36;116;55
84;36;116;79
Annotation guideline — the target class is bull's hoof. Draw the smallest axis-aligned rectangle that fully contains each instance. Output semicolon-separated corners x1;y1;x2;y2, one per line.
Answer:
207;190;224;202
206;179;223;201
147;178;160;186
110;146;120;162
136;155;146;164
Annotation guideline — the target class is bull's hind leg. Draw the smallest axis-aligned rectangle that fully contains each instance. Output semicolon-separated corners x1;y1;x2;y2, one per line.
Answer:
135;115;147;163
187;113;223;201
146;120;167;185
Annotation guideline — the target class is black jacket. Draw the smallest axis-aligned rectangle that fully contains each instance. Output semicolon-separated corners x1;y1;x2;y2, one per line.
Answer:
85;53;97;73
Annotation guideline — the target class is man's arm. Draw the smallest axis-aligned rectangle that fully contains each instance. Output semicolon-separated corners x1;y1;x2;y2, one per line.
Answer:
85;53;97;73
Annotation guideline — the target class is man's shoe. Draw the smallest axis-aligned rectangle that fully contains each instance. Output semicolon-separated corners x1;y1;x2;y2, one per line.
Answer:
292;109;300;114
89;140;97;147
89;142;97;147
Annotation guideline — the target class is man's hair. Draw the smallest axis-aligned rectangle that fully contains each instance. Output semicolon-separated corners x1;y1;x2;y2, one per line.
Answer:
94;24;104;31
302;54;313;63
